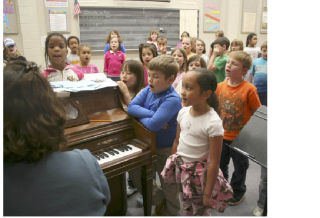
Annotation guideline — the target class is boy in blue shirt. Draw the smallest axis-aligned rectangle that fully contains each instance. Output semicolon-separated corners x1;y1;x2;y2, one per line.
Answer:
250;42;267;216
127;55;181;216
250;41;267;105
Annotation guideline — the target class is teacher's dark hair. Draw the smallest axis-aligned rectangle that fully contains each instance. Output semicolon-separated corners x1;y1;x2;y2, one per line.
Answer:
4;60;66;163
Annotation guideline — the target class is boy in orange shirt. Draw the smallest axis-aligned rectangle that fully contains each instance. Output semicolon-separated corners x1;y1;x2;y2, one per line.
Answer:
215;51;261;206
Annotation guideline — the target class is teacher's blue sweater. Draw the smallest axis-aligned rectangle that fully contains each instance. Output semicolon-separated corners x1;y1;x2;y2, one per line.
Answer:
127;86;181;148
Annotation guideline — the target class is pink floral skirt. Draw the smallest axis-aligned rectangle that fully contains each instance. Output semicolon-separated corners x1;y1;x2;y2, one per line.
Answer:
161;154;233;212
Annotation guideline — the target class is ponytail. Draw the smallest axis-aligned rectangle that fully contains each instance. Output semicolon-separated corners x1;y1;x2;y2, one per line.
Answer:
193;68;220;114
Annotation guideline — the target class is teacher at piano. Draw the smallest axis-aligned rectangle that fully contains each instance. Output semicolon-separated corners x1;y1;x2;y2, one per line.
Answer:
3;60;111;216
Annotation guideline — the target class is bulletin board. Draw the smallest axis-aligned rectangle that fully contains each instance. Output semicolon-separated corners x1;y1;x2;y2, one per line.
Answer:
241;0;259;33
3;0;18;34
203;0;222;33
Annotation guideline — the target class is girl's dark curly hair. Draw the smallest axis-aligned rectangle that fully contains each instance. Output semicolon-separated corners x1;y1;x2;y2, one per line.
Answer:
4;60;66;163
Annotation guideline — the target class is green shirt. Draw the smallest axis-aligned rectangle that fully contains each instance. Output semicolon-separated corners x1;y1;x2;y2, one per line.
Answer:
214;55;228;83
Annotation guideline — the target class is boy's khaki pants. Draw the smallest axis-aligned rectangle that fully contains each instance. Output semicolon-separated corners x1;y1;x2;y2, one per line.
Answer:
129;147;180;216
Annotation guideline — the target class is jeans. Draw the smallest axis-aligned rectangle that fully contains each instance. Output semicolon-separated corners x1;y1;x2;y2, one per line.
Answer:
258;92;267;106
257;166;267;209
220;140;249;198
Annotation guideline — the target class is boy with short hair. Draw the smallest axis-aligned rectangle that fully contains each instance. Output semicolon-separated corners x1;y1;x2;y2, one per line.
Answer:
216;51;261;206
250;41;267;216
207;37;230;83
67;36;80;65
157;36;168;55
127;55;181;216
250;41;267;106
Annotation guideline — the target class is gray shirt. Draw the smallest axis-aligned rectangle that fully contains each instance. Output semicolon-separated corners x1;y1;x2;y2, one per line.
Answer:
4;149;110;216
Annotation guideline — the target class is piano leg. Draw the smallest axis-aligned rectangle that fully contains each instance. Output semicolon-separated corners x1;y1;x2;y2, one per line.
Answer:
105;174;127;216
141;163;153;216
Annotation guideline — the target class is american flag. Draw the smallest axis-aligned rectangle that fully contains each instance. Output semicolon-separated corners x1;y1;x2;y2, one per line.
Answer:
74;0;81;16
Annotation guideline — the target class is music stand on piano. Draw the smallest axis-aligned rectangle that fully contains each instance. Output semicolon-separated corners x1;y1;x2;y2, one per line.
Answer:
228;105;267;216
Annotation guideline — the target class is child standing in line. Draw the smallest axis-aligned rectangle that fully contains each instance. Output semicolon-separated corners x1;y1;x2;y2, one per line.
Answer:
177;31;190;47
117;60;145;107
138;43;158;86
66;36;80;65
42;32;83;82
182;36;196;60
171;47;187;89
251;42;267;216
104;30;126;54
127;56;181;216
146;30;160;51
207;37;230;83
104;36;126;81
250;41;267;106
244;33;260;82
73;44;99;74
216;51;261;206
161;68;233;216
3;38;26;61
209;30;224;58
157;36;168;55
175;55;207;97
229;39;244;52
196;39;209;65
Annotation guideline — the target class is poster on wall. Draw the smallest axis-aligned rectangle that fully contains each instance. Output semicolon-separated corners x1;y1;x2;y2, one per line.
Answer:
203;0;222;32
3;0;18;33
48;9;67;32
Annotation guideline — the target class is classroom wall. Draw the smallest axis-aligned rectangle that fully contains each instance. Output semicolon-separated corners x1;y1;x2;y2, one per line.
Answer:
4;0;267;72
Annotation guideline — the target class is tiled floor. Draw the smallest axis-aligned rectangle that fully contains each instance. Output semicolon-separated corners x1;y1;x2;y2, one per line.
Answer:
126;159;264;216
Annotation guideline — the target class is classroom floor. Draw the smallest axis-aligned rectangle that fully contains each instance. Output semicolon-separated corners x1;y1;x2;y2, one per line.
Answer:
125;159;263;216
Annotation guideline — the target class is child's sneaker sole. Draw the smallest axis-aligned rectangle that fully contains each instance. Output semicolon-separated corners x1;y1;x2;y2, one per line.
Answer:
228;193;246;206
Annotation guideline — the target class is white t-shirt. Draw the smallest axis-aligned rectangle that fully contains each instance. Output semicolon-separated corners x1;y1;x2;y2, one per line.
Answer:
176;106;224;162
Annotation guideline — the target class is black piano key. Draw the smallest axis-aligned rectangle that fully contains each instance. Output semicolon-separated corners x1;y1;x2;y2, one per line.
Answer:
112;149;119;154
116;147;125;152
124;145;132;150
94;155;100;160
101;152;109;158
106;150;115;156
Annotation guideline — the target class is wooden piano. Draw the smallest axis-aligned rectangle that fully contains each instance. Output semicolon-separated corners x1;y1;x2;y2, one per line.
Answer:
58;85;156;216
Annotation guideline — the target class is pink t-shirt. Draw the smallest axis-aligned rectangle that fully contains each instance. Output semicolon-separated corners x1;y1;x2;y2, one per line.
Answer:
42;63;84;82
143;66;148;86
104;50;125;76
173;71;185;88
73;64;99;74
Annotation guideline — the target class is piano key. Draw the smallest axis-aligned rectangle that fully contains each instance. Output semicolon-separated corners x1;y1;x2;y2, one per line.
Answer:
98;144;142;168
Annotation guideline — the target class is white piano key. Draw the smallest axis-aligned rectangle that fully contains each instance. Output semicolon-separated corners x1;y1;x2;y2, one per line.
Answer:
98;144;142;167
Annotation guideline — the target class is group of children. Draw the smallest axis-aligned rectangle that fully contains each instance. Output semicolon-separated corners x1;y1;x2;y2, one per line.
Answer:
3;28;267;216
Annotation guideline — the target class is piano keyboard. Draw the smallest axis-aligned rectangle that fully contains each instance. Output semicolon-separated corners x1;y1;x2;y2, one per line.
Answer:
94;144;142;167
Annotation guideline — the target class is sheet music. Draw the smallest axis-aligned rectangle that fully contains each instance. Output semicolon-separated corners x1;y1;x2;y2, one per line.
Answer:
51;78;117;94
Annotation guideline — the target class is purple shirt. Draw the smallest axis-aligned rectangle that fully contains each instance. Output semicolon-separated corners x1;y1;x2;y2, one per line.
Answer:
73;64;99;74
104;50;125;77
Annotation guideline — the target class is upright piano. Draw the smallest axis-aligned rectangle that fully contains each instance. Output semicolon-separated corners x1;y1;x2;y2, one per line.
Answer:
58;85;156;216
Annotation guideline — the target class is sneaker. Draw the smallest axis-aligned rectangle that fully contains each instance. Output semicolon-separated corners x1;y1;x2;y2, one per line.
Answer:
126;186;137;197
136;195;143;208
228;193;246;206
253;206;264;216
152;199;165;216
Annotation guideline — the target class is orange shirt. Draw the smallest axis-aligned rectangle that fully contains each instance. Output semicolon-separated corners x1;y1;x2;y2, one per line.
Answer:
216;78;261;141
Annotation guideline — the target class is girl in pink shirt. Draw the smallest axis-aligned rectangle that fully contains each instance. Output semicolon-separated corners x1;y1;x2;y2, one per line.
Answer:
73;44;99;74
42;32;83;82
138;43;158;86
104;36;126;81
171;47;187;89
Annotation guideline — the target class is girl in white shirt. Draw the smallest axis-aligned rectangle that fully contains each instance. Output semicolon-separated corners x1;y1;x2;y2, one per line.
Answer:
161;68;233;216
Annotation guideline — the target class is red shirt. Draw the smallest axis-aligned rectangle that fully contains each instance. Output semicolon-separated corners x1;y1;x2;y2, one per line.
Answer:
104;50;125;76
